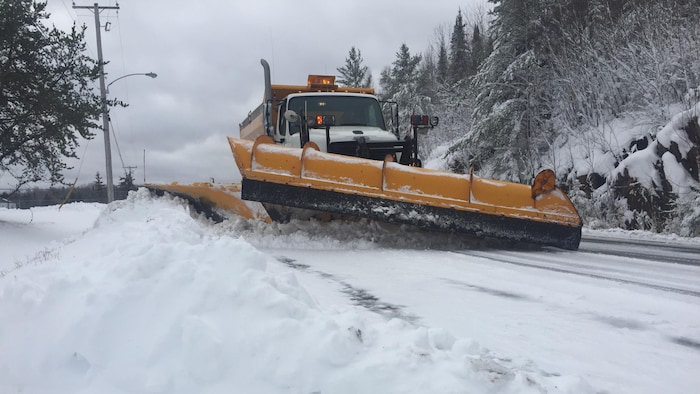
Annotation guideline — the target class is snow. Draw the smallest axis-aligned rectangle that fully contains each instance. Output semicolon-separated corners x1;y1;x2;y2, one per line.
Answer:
1;190;698;393
478;178;509;187
560;102;700;198
662;151;696;196
582;227;700;246
618;102;700;197
0;203;103;274
656;102;700;159
555;113;657;178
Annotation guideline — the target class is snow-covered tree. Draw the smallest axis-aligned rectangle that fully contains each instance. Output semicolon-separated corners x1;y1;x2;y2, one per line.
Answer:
436;38;449;85
379;43;422;100
336;47;372;88
448;9;470;83
454;0;554;182
470;25;486;75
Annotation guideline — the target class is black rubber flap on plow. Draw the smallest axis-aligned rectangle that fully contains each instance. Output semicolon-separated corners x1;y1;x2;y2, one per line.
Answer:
242;179;582;250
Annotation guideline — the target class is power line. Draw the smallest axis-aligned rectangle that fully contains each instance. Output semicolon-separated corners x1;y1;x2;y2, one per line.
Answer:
109;119;126;171
59;0;78;23
114;11;136;161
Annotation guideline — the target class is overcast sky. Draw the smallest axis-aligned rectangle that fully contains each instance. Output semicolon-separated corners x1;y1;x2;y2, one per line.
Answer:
16;0;487;188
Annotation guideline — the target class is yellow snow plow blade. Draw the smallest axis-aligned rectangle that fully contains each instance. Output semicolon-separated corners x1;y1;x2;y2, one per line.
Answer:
146;182;271;223
230;136;583;250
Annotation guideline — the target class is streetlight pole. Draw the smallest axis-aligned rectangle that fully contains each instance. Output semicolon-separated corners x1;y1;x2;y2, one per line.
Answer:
101;72;157;202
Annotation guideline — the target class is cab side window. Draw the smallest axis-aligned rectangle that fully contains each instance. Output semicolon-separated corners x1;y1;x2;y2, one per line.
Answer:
277;101;286;136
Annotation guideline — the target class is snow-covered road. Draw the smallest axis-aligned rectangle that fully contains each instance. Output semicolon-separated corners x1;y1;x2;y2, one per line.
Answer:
252;236;700;394
579;235;700;266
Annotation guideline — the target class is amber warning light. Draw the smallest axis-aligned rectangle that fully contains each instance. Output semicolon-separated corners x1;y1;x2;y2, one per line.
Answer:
308;75;338;90
315;115;336;126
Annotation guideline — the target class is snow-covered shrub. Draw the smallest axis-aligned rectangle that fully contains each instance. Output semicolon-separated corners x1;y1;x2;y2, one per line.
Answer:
665;186;700;237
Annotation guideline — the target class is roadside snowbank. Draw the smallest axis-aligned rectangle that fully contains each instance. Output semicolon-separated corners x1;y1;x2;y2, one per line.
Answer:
0;190;594;393
614;101;700;197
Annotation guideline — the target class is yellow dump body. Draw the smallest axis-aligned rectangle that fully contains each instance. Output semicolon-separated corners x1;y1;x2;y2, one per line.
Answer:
229;136;583;250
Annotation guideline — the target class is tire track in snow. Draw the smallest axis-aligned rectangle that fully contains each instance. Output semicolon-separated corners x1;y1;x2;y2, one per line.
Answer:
274;256;420;322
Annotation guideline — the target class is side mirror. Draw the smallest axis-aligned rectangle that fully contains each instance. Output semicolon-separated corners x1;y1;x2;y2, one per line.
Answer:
410;114;439;129
284;110;300;123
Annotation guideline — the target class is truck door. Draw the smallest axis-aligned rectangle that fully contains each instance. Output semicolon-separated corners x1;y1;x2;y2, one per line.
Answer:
276;99;287;144
278;99;305;149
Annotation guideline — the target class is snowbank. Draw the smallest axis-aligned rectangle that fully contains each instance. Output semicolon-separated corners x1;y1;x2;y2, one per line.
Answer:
613;102;700;197
0;190;594;393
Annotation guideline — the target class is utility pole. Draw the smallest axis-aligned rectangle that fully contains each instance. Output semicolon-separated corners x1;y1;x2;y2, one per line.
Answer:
143;149;146;183
73;2;120;203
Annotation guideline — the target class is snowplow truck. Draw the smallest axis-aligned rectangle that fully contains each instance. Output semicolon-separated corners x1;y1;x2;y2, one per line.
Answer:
149;59;582;250
240;61;423;166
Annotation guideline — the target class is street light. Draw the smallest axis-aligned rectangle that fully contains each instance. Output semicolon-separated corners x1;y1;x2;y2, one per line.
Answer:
107;72;158;93
100;72;157;203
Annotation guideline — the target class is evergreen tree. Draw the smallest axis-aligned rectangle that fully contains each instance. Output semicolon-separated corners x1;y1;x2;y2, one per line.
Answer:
93;171;105;191
448;9;470;83
379;43;422;100
416;49;438;103
459;0;554;182
336;47;372;88
436;38;449;85
0;0;107;191
364;73;373;89
379;44;431;144
470;25;486;74
119;169;136;192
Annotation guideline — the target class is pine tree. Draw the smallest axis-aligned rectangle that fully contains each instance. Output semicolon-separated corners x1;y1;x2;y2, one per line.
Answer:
379;43;422;100
448;9;470;83
93;171;105;191
119;170;135;190
459;0;553;182
0;0;106;190
436;38;449;85
337;47;372;88
364;73;373;89
379;44;432;143
118;169;136;199
471;25;486;74
416;49;438;103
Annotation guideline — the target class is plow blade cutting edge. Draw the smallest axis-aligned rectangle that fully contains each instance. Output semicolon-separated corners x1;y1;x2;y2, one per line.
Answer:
230;136;583;250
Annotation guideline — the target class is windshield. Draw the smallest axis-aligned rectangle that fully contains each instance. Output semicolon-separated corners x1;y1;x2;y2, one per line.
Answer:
287;95;387;131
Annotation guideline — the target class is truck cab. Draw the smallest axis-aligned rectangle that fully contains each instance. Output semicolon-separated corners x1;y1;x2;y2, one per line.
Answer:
275;92;411;162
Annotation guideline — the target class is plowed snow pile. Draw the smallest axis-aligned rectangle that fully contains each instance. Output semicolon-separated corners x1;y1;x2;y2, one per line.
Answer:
0;190;593;393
